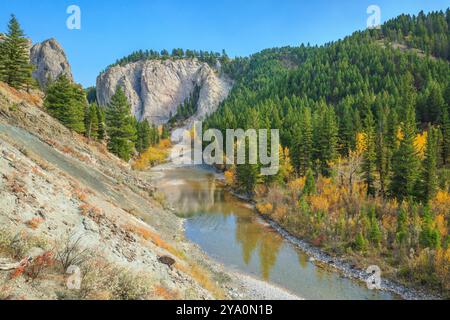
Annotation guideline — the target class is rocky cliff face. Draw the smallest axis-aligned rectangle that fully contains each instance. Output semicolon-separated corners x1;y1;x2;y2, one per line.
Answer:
96;59;233;125
30;38;73;88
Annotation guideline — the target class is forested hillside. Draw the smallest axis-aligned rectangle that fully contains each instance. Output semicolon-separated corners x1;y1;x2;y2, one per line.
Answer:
206;9;450;295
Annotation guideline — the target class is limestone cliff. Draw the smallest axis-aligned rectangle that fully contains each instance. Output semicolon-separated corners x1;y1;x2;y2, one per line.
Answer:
30;38;73;88
96;59;232;125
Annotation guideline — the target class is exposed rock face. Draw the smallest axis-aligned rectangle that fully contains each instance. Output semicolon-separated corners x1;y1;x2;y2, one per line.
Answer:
30;38;73;88
96;59;233;125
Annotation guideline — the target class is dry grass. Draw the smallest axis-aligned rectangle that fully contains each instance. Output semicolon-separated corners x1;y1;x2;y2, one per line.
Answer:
79;203;104;223
153;191;167;207
0;82;43;106
4;173;27;195
0;227;49;260
176;262;225;300
73;188;88;202
124;223;185;259
153;285;181;300
124;222;225;299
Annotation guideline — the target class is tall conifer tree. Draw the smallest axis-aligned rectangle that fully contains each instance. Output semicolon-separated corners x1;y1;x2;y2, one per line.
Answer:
0;15;33;90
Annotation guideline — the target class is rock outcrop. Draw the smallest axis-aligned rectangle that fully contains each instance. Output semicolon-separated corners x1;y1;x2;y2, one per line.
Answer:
30;38;73;88
96;59;233;125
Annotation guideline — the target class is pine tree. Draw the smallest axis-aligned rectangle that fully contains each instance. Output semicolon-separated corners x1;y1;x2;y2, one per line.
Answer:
136;120;152;153
386;108;399;156
375;105;389;197
313;102;338;176
417;126;439;203
368;207;382;247
389;104;419;202
0;15;33;90
85;103;100;140
161;125;170;140
236;160;260;195
339;101;356;156
96;106;106;141
293;107;313;176
44;75;86;134
105;87;137;161
421;81;445;124
441;108;450;165
396;207;408;246
362;106;377;197
420;207;441;249
303;168;316;196
355;232;368;252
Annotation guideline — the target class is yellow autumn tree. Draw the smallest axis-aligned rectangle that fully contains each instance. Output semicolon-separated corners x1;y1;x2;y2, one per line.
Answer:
224;168;235;186
414;131;427;159
356;132;367;155
277;146;294;183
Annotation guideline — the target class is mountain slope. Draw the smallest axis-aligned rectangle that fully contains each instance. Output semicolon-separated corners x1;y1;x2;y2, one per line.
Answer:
204;9;450;297
0;82;232;300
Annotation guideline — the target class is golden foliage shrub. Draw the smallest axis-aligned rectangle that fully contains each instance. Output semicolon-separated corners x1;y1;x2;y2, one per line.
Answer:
132;139;171;171
256;203;273;216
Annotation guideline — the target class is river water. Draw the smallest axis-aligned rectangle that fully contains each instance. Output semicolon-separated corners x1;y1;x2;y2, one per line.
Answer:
151;164;396;300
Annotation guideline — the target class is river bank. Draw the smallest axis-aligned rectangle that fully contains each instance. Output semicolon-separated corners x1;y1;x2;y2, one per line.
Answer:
209;166;442;300
151;162;407;299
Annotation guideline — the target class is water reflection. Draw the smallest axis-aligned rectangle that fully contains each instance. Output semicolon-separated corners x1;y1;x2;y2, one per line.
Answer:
152;165;396;300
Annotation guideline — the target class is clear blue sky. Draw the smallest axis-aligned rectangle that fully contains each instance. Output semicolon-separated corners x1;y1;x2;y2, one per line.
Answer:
1;0;448;87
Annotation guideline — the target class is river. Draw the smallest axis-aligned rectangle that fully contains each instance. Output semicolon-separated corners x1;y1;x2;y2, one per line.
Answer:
150;163;396;300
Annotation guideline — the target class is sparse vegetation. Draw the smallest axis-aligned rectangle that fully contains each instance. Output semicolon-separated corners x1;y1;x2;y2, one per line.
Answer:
0;227;49;260
56;234;91;272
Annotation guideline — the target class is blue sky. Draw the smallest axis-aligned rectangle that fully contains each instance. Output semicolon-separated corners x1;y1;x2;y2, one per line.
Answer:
1;0;448;87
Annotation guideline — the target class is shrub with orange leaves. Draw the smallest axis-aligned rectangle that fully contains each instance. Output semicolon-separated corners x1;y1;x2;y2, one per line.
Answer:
10;261;27;280
26;251;54;280
308;195;330;212
154;285;180;300
273;204;289;221
288;177;306;193
435;214;448;238
73;189;88;202
256;203;274;216
224;170;235;186
26;217;45;230
432;191;450;215
10;252;55;281
159;139;171;149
